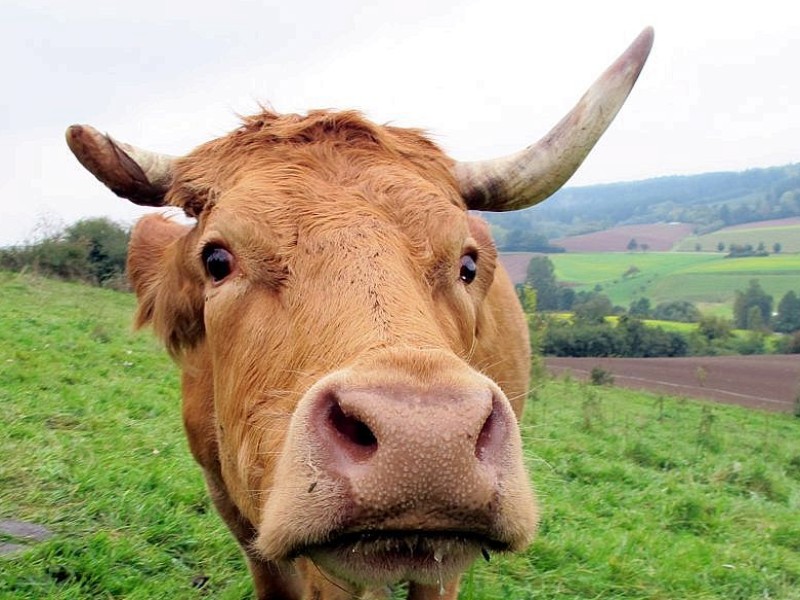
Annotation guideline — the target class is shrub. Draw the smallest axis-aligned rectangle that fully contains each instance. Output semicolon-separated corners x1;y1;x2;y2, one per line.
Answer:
652;300;701;323
0;218;129;287
589;366;614;386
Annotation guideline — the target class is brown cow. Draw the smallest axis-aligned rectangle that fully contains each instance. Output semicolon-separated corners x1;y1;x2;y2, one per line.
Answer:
65;29;652;600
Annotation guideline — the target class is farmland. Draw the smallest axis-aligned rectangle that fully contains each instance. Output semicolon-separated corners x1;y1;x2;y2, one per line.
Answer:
545;355;800;413
2;272;800;599
553;222;695;253
674;217;800;254
546;252;800;315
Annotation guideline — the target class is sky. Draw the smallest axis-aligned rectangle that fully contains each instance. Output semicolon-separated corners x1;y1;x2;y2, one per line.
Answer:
1;0;799;246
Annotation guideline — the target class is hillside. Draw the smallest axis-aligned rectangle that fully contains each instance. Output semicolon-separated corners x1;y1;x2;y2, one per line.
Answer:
549;217;800;254
552;222;694;252
674;216;800;253
552;252;800;316
500;251;800;317
2;273;799;600
483;163;800;250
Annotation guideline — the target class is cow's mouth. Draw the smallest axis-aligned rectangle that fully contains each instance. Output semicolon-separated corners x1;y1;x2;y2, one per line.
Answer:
299;531;508;586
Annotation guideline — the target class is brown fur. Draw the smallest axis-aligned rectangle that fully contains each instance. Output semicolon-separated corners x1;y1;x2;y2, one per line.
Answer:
126;109;535;599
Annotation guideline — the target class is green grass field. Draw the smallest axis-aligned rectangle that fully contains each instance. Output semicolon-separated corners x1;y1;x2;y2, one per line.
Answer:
674;222;800;254
2;273;800;599
551;252;800;316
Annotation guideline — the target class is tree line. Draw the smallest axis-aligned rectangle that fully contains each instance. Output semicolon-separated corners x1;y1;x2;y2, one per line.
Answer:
521;255;800;357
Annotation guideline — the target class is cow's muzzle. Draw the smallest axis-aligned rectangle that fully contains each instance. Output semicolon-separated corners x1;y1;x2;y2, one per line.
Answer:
256;350;537;585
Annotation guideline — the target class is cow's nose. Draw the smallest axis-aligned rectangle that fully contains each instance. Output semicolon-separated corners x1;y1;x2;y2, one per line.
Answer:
306;376;513;509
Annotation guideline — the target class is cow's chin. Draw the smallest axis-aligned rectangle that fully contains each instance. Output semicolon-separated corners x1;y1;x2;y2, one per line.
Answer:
301;531;502;587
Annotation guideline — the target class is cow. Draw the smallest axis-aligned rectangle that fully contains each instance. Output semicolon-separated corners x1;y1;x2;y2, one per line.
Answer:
65;29;652;600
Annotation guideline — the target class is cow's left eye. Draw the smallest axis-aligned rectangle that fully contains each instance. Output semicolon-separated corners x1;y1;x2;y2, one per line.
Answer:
202;246;235;283
460;254;477;284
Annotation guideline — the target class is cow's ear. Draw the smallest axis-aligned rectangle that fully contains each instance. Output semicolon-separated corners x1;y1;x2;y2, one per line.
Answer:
128;214;205;356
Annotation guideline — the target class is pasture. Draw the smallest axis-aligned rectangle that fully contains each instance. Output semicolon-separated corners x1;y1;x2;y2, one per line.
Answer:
550;252;800;315
1;273;799;599
673;218;800;254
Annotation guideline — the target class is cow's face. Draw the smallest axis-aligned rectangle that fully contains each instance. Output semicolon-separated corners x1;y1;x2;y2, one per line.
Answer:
125;113;537;586
65;28;652;596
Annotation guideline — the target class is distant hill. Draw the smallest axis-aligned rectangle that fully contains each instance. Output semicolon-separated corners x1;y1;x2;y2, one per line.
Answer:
483;163;800;251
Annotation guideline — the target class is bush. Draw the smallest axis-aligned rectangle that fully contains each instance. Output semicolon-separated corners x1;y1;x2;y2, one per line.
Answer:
777;332;800;354
542;317;689;358
0;218;129;287
589;367;614;386
652;300;701;323
697;315;733;341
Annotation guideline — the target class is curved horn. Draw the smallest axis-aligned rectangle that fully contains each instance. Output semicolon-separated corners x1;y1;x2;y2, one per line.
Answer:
65;124;175;207
455;26;654;212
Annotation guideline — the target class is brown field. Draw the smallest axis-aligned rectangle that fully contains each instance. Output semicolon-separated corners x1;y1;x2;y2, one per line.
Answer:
552;222;694;253
545;355;800;413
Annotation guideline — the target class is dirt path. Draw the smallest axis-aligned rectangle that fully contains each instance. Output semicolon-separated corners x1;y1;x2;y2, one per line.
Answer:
544;355;800;413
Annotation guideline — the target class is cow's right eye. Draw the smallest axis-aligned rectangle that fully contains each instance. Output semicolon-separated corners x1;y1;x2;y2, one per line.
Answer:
202;246;234;282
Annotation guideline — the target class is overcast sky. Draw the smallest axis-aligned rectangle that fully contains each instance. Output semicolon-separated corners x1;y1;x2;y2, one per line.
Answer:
1;0;798;246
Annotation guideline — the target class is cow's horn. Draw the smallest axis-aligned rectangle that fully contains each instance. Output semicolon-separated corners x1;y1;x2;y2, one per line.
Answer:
455;26;654;212
65;124;175;207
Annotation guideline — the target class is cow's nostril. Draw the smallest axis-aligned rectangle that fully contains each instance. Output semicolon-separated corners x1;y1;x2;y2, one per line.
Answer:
475;400;505;462
328;400;377;451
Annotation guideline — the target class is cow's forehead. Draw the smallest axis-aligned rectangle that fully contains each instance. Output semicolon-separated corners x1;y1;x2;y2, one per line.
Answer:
199;172;472;265
168;109;463;219
176;110;472;256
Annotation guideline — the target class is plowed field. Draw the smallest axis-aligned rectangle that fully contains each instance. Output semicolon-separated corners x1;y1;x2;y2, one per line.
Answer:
552;223;694;252
545;355;800;413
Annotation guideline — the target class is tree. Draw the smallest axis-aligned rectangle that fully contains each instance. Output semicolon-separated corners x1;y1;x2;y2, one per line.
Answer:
652;300;701;323
627;238;638;251
733;279;773;330
717;241;725;252
556;287;576;311
525;256;559;311
503;229;563;252
629;297;651;318
773;242;782;254
774;290;800;333
516;284;538;313
64;218;129;284
573;293;614;324
777;331;800;354
697;315;733;341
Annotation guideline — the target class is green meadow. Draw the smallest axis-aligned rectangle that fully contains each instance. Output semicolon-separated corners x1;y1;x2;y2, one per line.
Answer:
551;252;800;316
2;273;799;599
674;222;800;254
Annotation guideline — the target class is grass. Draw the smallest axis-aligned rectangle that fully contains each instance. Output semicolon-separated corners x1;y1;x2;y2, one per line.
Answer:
2;272;800;599
674;222;800;254
0;272;248;598
551;252;800;315
464;380;800;599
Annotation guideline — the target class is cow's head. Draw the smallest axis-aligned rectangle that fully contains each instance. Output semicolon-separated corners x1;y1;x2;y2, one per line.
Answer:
66;29;652;598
